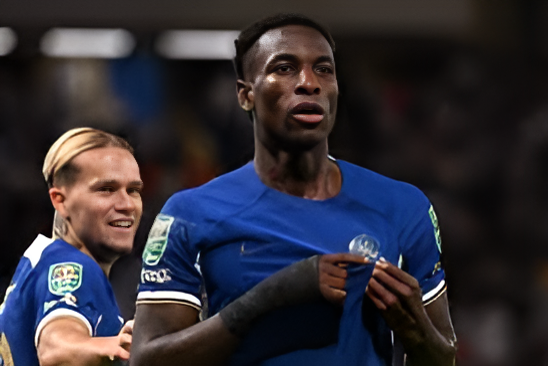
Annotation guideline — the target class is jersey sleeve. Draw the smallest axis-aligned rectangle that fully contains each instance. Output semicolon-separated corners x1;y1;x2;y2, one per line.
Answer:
137;206;203;310
33;258;119;346
399;197;446;305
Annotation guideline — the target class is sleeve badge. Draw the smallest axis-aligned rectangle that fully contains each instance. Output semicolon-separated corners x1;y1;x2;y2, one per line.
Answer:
143;214;175;266
428;205;442;253
48;262;83;296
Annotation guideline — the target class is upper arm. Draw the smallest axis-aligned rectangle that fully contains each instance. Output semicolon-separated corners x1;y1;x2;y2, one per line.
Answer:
400;201;446;303
424;292;457;345
37;317;126;366
131;303;241;366
37;317;89;358
138;213;203;310
133;303;200;344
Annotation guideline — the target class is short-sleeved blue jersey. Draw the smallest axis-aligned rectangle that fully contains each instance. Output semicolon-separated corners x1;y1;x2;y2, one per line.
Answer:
0;235;124;366
138;160;446;365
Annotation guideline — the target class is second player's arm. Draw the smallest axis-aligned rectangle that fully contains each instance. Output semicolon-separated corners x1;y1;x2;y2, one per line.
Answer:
37;317;132;366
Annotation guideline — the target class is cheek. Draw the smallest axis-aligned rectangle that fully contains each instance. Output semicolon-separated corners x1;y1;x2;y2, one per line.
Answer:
135;199;144;219
257;79;287;111
68;199;107;228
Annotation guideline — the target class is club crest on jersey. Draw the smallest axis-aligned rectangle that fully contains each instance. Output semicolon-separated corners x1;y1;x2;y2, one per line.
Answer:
428;205;442;253
48;262;83;296
143;214;175;266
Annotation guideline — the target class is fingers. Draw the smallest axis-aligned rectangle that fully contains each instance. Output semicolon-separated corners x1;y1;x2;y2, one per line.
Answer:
317;253;368;306
365;277;394;311
366;259;423;315
118;332;132;351
371;260;420;299
321;253;369;266
319;259;348;282
318;252;369;286
120;319;134;335
375;258;418;287
320;285;347;306
112;347;131;361
117;320;133;354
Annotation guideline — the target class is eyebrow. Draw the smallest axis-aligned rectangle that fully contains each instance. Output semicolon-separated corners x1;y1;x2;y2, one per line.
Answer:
91;179;144;187
266;53;335;67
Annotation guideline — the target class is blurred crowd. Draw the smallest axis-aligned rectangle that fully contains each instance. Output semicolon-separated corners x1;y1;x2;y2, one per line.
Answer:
1;32;548;366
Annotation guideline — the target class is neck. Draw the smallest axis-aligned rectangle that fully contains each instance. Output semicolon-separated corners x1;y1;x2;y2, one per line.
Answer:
62;226;115;277
254;140;341;200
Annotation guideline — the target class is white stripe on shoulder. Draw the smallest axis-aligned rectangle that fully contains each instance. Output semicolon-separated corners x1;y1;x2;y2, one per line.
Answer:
35;308;92;347
422;279;446;304
24;234;54;268
137;291;201;307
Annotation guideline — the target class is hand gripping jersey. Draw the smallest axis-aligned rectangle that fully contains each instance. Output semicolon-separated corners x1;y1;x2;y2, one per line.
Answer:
138;160;446;365
0;235;124;366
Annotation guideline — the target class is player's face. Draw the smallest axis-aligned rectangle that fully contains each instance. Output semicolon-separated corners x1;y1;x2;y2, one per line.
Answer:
61;147;143;262
239;25;338;151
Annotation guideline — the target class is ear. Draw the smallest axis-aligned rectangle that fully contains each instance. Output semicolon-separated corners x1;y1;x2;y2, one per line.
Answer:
49;187;69;218
237;79;254;112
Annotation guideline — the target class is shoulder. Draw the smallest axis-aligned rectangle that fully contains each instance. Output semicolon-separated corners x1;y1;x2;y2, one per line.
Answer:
40;240;97;268
338;160;429;208
36;240;105;288
162;162;265;221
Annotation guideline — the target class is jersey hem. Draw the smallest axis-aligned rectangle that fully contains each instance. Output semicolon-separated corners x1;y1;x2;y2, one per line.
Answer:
35;308;93;347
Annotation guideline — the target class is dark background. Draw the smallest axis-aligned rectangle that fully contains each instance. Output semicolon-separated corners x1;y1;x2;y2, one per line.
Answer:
2;1;548;365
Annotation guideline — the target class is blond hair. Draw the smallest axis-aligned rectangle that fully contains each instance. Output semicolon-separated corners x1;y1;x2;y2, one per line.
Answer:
43;127;134;238
43;127;133;188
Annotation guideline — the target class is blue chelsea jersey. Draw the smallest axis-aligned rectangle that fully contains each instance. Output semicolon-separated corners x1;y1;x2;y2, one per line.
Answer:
138;159;446;365
0;235;124;366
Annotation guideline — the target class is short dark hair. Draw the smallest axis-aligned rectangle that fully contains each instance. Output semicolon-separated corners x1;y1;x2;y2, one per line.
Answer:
234;13;336;80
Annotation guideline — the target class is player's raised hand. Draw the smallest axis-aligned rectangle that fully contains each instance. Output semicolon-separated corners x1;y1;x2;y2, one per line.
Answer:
318;253;368;306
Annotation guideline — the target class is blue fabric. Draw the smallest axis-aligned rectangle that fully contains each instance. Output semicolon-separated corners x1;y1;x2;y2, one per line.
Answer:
138;159;445;364
0;236;123;366
336;264;391;366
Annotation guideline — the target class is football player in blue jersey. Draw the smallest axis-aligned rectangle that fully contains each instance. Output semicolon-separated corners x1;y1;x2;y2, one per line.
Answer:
0;128;143;366
132;13;457;366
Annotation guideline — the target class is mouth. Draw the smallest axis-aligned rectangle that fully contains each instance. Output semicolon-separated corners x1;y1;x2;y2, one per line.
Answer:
109;219;134;229
290;102;325;124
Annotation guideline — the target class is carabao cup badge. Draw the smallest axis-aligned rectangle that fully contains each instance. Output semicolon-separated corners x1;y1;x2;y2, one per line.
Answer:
143;214;175;266
48;262;83;296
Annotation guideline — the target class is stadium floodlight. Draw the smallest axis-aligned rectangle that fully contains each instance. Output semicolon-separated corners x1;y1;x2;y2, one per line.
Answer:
40;28;135;58
0;27;17;56
155;30;240;60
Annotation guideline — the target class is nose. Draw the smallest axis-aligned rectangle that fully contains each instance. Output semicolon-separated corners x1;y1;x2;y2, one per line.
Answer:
115;190;137;212
295;66;321;95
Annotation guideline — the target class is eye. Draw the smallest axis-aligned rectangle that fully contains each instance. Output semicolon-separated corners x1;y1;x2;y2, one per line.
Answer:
128;187;142;196
98;186;114;193
275;64;294;73
316;66;334;74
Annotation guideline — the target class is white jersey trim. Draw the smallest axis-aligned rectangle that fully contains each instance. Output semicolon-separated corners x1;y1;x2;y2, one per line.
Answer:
24;234;54;268
137;291;201;307
422;279;446;305
35;308;93;347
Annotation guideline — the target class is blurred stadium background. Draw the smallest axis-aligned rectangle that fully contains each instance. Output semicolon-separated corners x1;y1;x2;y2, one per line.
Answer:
2;1;548;364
